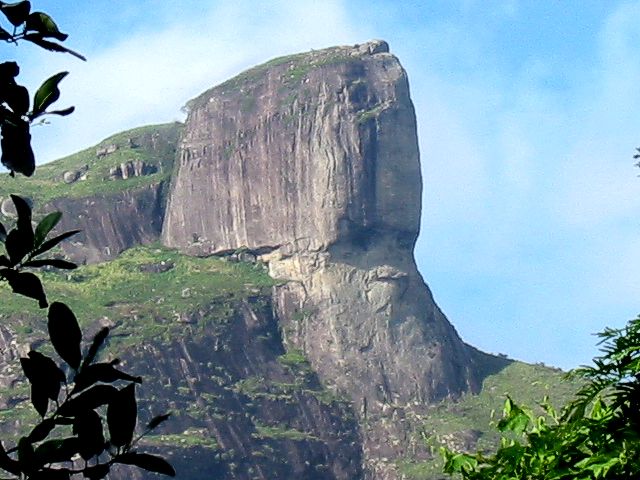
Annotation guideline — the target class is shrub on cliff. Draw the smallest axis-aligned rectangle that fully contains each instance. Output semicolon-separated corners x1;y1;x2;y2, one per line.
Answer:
0;2;174;478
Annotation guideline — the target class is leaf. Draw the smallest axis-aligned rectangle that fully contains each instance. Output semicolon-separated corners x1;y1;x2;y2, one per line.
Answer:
0;441;21;476
0;26;11;41
17;437;34;472
31;229;80;257
73;410;104;460
147;413;171;431
1;270;47;307
497;397;531;435
81;327;109;369
33;211;61;247
5;84;29;116
0;61;19;83
107;384;137;448
48;302;82;370
22;258;77;269
22;34;86;61
31;71;67;118
82;463;110;480
21;351;65;416
33;437;81;465
4;230;31;265
25;11;67;41
0;121;35;176
46;106;74;117
57;384;118;417
29;468;71;480
116;453;175;477
0;1;31;27
27;418;56;443
73;362;141;394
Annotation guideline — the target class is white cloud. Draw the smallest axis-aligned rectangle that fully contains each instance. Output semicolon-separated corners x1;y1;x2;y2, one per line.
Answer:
25;0;362;163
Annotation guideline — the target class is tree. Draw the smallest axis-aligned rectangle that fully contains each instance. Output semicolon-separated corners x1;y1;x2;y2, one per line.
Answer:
442;318;640;479
0;2;174;478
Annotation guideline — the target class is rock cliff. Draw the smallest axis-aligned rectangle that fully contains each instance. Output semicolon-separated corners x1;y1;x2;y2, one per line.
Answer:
0;123;181;263
163;40;482;477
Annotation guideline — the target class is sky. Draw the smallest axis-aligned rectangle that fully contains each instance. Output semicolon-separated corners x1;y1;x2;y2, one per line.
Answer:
1;1;639;370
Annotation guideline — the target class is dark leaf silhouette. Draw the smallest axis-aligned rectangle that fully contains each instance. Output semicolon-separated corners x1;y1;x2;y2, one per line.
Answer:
0;441;20;475
0;1;31;27
0;26;11;41
57;384;118;417
147;413;171;430
48;302;82;370
17;437;34;473
29;468;71;480
22;258;77;269
22;34;86;61
107;384;137;448
46;106;74;117
27;418;55;443
0;6;173;478
25;11;67;41
4;229;30;265
11;194;32;233
0;61;18;83
73;410;104;460
33;211;61;247
33;437;81;466
81;327;109;369
31;71;68;118
0;122;35;176
31;229;80;257
5;84;29;116
117;452;176;477
20;351;64;416
73;362;141;394
82;463;110;480
1;269;47;307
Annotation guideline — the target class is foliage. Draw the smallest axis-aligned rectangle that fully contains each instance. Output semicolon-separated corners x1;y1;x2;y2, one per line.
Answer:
442;317;640;480
0;2;174;478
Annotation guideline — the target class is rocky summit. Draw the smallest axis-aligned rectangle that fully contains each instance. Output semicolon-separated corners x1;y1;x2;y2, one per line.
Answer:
163;39;485;476
0;41;569;480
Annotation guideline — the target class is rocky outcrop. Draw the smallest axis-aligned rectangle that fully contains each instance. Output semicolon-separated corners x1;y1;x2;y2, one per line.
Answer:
47;183;166;263
0;292;363;480
162;40;481;478
108;159;157;180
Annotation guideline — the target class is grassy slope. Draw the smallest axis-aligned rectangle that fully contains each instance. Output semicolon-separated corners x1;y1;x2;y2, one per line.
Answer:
0;244;276;346
0;122;181;203
398;361;582;479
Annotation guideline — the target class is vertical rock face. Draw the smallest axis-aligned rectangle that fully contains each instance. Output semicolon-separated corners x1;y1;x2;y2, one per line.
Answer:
163;41;480;477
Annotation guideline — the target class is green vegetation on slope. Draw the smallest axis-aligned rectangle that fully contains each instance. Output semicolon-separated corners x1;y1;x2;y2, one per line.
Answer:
0;122;181;203
0;244;275;348
398;361;580;479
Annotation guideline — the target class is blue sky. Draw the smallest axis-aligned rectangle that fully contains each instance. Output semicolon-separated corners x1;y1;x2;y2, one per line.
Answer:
3;1;639;369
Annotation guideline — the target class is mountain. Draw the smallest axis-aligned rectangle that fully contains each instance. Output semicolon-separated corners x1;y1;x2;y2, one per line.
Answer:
0;41;573;479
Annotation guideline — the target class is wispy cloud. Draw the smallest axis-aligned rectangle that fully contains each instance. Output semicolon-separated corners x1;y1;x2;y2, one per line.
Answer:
24;0;361;163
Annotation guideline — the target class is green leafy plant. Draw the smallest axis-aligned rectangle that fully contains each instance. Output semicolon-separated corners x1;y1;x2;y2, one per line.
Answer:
0;2;174;478
442;316;640;480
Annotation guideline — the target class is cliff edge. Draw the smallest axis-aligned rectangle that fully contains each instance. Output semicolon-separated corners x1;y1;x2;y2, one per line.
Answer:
162;40;483;478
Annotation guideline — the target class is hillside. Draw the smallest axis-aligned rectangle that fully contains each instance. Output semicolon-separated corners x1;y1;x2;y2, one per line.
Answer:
0;245;576;479
0;41;581;479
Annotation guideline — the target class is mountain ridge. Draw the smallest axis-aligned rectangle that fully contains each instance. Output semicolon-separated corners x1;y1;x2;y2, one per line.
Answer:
0;41;574;480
